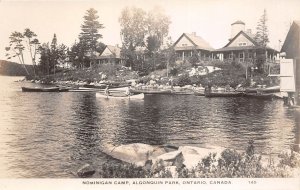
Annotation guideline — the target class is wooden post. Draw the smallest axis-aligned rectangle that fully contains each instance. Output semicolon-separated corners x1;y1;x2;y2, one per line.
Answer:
295;59;300;106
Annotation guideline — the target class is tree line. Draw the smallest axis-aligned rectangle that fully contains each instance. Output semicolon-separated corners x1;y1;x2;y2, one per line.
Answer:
5;7;270;78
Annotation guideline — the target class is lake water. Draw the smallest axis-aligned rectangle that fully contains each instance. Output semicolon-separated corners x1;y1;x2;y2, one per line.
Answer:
0;75;299;178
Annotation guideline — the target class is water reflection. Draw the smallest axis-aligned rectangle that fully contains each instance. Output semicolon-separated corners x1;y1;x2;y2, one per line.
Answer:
293;109;300;152
71;93;100;162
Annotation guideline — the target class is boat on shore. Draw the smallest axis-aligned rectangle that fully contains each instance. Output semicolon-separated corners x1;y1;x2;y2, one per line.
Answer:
21;86;60;92
96;92;144;100
205;91;243;97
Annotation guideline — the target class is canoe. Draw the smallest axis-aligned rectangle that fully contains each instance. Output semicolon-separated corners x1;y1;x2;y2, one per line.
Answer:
205;92;243;97
21;87;60;92
130;89;171;94
245;86;280;93
171;91;194;95
258;86;280;93
68;87;98;92
83;84;130;89
194;91;205;96
244;93;274;100
96;93;144;100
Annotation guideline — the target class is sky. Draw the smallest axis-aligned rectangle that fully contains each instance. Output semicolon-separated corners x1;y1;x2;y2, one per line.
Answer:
0;0;300;63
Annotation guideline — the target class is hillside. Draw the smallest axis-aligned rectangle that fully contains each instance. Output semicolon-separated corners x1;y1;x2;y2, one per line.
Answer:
0;60;33;76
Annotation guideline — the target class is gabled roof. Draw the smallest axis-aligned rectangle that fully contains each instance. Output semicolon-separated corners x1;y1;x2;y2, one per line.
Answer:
215;30;278;52
173;33;214;51
224;30;259;48
106;45;121;58
98;45;121;59
280;20;300;54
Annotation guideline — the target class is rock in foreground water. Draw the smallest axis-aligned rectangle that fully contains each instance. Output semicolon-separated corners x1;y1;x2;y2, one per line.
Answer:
77;164;96;178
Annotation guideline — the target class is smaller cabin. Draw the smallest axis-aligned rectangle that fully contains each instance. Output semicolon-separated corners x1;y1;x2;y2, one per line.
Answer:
96;45;125;64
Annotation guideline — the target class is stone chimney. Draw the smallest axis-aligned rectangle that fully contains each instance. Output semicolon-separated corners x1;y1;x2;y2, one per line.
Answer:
191;32;196;36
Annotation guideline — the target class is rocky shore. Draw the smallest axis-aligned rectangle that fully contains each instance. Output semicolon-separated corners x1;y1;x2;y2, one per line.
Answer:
75;143;300;178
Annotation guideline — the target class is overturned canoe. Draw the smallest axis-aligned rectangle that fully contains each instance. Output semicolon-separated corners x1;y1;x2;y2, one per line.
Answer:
96;92;144;100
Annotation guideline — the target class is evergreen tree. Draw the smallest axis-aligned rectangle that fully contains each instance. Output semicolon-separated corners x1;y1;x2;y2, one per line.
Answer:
23;28;40;76
254;9;269;47
79;8;104;67
51;34;58;75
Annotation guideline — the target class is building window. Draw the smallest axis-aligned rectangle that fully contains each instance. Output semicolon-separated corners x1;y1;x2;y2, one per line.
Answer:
239;52;244;62
182;43;187;47
229;54;233;59
238;42;247;46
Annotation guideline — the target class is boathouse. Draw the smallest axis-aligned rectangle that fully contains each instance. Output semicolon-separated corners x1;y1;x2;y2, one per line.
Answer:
213;21;278;67
173;32;214;63
280;20;300;105
96;45;125;64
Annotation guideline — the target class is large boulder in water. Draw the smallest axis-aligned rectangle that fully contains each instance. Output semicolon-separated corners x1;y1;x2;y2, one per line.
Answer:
77;164;96;178
102;143;168;166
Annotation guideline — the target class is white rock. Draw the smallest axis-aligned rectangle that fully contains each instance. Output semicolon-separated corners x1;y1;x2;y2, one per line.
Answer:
178;146;225;169
102;143;166;166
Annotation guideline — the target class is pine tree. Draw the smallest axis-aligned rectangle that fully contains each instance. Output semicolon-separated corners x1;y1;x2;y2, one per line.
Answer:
254;9;269;47
51;34;58;75
79;8;104;67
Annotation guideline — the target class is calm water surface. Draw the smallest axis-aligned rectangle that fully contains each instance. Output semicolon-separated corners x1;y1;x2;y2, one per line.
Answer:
0;76;299;178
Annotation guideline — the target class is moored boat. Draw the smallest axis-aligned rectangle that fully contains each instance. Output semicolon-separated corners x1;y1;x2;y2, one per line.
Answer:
130;89;171;94
171;91;195;95
96;92;144;100
205;91;243;97
68;87;98;92
244;93;274;100
245;86;280;93
21;87;60;92
194;91;205;96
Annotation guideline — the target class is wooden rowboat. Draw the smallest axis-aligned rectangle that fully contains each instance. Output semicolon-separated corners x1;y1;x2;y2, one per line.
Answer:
244;93;274;100
96;93;144;100
21;87;60;92
130;89;171;94
205;92;243;97
194;91;205;96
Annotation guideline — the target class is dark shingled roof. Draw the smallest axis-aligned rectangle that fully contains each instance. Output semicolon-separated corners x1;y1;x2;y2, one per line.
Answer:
214;45;278;53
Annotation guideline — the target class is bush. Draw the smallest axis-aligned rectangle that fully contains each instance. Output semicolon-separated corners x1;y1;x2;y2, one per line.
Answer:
174;74;191;86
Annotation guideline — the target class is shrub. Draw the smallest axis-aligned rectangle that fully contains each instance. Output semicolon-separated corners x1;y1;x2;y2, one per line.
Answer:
175;74;191;86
